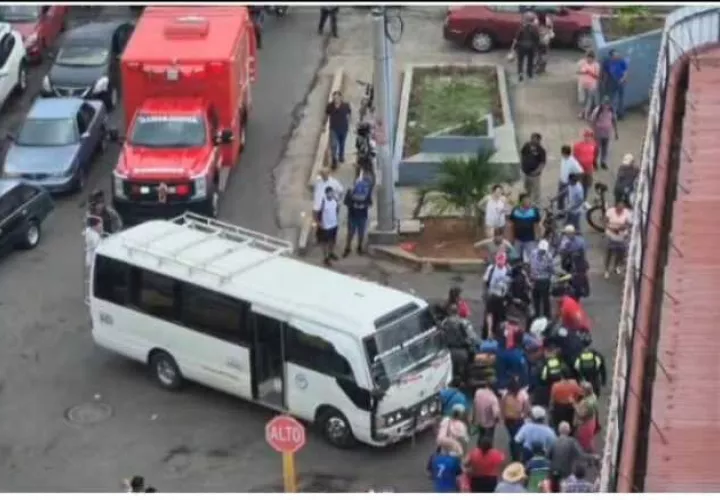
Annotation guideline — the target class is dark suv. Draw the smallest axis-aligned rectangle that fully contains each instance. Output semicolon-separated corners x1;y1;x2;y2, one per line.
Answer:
0;179;54;254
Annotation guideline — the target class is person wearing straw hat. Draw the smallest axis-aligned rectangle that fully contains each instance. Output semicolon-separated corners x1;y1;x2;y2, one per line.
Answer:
495;462;528;493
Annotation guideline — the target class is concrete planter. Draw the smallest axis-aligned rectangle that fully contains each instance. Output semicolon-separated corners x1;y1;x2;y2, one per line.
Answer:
420;114;496;156
590;14;665;109
396;63;520;188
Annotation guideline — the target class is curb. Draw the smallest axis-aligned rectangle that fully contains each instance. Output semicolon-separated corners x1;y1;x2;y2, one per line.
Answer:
370;245;487;273
297;215;314;257
297;68;345;256
306;68;346;190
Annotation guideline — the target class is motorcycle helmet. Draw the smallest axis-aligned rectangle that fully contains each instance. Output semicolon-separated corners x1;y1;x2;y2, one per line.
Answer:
356;121;372;136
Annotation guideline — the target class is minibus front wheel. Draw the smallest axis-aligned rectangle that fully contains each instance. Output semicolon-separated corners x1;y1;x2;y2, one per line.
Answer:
316;406;356;449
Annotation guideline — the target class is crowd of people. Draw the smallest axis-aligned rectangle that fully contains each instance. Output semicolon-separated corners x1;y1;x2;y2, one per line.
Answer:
512;9;629;124
428;266;606;493
425;121;635;491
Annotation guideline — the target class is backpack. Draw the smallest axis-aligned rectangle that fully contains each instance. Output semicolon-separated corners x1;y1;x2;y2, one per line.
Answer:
516;24;537;50
501;392;524;420
346;178;372;209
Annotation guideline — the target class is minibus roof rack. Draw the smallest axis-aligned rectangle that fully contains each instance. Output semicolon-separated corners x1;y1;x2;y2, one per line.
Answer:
121;212;293;283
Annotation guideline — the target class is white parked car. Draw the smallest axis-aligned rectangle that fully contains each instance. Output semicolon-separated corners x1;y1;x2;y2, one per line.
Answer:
0;22;27;108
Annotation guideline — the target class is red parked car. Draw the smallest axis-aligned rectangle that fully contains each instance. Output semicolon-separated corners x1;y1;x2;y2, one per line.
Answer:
0;5;68;63
443;5;594;54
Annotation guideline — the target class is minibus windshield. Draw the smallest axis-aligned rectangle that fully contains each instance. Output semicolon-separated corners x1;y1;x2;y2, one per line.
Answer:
364;305;444;388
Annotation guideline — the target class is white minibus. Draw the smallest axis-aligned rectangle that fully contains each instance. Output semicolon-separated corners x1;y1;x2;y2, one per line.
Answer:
88;213;452;447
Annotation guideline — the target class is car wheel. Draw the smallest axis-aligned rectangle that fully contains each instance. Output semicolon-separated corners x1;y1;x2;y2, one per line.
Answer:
317;407;356;448
149;351;184;391
19;219;41;250
469;31;494;53
16;62;28;93
575;30;593;52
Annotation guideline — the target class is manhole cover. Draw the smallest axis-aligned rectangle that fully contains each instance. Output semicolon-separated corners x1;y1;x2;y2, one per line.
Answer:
64;402;113;425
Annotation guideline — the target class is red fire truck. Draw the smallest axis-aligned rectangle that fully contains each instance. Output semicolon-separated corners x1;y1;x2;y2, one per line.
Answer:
111;6;256;223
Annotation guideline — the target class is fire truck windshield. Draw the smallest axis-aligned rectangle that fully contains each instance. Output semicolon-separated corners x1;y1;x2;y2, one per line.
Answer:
129;114;207;148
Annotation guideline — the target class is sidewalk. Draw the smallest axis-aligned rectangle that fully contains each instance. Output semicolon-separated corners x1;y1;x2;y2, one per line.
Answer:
304;52;646;272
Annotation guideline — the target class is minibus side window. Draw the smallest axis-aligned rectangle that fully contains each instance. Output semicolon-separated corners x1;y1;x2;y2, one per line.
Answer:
285;327;355;382
129;268;179;322
179;282;251;345
93;255;129;305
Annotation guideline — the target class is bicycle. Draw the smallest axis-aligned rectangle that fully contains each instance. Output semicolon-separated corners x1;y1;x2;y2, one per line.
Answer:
586;181;609;233
357;79;375;122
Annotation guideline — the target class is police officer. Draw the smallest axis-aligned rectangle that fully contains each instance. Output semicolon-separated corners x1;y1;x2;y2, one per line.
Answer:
573;346;607;396
534;351;569;406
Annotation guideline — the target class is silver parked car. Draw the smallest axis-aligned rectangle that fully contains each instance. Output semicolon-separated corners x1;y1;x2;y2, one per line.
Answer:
2;97;108;193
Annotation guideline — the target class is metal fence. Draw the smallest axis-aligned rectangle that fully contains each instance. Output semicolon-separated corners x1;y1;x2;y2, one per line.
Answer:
599;6;720;492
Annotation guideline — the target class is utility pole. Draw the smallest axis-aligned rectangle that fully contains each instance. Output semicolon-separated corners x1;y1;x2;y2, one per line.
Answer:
371;7;396;235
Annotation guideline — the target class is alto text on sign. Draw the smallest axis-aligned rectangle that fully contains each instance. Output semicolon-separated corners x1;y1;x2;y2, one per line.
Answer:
265;414;306;454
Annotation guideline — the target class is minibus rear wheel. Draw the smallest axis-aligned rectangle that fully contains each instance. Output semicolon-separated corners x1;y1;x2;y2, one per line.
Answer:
149;350;184;391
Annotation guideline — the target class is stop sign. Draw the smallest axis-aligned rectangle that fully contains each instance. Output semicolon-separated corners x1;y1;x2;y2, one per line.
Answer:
265;415;306;454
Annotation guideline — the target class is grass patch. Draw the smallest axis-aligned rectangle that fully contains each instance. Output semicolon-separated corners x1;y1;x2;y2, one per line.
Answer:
600;15;665;41
404;66;503;158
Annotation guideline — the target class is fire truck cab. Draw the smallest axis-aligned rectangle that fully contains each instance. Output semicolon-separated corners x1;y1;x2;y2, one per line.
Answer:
111;6;256;224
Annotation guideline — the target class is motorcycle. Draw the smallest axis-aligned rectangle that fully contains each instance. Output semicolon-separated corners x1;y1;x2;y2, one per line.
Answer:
357;79;375;122
355;121;376;176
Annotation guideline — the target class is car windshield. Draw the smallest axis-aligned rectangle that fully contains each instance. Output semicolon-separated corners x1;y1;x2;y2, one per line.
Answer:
364;305;444;389
17;118;77;147
0;5;40;22
56;46;109;67
129;115;207;148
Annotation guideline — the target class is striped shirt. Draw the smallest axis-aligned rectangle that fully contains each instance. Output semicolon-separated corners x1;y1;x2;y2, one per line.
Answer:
562;475;597;493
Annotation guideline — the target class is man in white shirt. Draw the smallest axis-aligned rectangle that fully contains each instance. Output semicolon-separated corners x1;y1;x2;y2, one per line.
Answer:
317;186;340;266
558;145;583;211
313;167;344;212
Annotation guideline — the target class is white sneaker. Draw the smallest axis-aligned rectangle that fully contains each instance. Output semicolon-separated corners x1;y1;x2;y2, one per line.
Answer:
604;271;610;279
583;201;592;210
615;266;623;275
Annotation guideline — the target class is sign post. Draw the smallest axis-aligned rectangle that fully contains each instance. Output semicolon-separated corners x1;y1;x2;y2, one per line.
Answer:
265;414;306;493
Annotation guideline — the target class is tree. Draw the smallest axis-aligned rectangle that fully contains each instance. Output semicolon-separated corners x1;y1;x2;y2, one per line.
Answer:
416;150;503;224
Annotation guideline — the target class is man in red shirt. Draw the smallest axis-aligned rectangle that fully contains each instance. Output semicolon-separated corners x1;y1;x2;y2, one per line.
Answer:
558;294;591;332
572;129;598;200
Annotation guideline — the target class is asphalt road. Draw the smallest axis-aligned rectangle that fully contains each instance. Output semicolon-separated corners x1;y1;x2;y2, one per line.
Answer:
0;7;397;493
0;6;629;493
